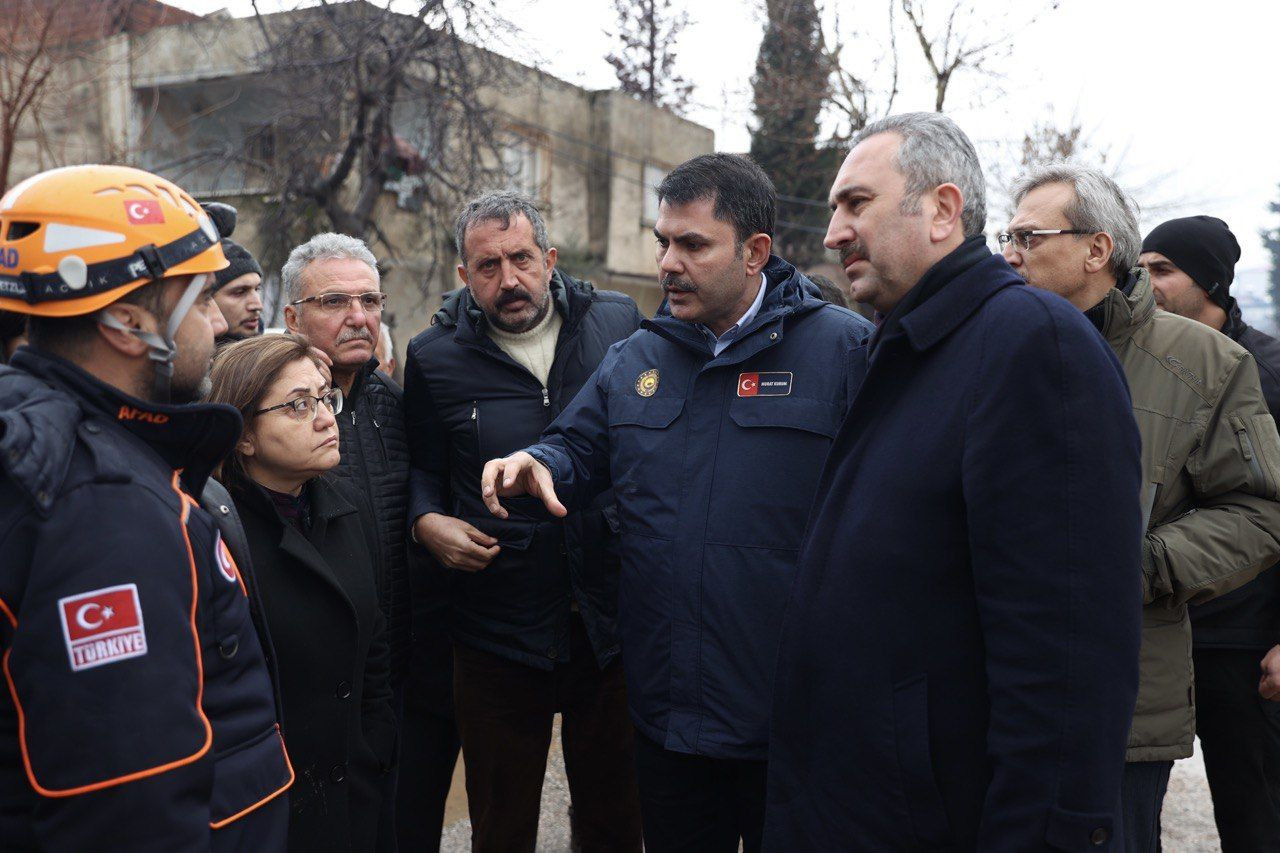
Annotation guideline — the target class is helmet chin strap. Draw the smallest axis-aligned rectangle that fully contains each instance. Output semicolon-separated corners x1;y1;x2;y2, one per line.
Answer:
94;273;209;403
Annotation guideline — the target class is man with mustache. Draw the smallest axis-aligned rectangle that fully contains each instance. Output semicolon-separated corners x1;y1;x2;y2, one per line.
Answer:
404;190;645;851
282;233;416;850
764;116;1144;849
478;155;873;852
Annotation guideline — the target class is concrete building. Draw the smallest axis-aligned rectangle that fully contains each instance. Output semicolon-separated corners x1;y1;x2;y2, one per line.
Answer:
6;0;715;353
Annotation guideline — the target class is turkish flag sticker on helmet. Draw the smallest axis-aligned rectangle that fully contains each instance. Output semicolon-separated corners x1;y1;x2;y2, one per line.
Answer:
124;199;165;225
57;583;148;672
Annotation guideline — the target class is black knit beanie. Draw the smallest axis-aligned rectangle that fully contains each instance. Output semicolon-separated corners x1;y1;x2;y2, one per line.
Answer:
213;239;263;292
1141;216;1240;310
199;201;263;293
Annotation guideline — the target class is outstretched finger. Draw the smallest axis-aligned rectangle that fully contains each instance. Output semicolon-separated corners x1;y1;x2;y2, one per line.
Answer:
533;464;568;518
480;459;509;519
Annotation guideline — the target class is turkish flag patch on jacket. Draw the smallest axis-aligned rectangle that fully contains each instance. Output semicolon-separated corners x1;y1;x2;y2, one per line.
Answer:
57;583;148;672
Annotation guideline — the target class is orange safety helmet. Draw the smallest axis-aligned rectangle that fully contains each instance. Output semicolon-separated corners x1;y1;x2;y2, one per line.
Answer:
0;165;228;317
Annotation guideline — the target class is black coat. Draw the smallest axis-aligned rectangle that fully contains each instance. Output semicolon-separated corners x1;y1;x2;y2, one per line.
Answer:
0;350;290;852
1191;298;1280;649
765;247;1144;850
332;363;413;686
404;271;642;670
232;475;397;853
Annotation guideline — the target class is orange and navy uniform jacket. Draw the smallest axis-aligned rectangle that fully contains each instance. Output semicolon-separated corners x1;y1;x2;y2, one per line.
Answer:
0;348;293;852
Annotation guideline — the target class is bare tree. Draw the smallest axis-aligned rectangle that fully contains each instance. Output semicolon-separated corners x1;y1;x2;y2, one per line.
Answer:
0;0;67;194
604;0;693;114
234;0;514;282
898;0;1059;112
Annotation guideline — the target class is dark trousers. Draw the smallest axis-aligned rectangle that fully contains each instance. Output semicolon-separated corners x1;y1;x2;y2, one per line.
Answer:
1194;647;1280;852
452;617;642;853
394;703;461;852
632;732;767;853
1120;760;1173;853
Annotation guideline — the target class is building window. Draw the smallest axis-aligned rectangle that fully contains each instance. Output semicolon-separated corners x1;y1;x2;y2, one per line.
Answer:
502;128;548;200
643;163;667;225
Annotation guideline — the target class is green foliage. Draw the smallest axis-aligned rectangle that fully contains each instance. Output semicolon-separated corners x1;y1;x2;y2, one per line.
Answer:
749;0;840;266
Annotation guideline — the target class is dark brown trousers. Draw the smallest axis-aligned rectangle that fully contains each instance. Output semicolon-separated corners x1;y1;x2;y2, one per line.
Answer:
452;616;642;853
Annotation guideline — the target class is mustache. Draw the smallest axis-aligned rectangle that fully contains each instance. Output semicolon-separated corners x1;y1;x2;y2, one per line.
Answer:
336;326;374;344
496;287;535;308
838;244;868;265
661;274;698;293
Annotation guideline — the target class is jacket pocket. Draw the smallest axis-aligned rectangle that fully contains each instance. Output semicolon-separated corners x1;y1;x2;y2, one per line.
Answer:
892;674;952;848
608;395;685;429
209;724;294;829
1230;413;1280;498
728;396;842;438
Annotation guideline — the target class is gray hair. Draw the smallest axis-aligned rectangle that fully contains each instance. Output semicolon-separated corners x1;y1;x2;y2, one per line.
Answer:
855;112;987;238
453;189;549;265
281;232;380;302
1011;164;1141;276
379;321;394;355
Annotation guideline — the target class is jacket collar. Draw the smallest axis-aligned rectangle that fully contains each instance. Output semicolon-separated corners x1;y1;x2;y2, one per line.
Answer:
1222;297;1248;342
233;475;358;610
896;247;1025;353
7;348;241;500
1094;267;1156;349
345;356;381;406
644;254;823;361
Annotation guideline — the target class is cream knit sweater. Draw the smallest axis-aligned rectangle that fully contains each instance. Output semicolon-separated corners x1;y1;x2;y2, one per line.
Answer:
486;301;563;386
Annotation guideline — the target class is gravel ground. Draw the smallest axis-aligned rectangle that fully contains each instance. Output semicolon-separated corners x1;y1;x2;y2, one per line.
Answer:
440;716;573;852
1163;744;1221;851
440;724;1222;851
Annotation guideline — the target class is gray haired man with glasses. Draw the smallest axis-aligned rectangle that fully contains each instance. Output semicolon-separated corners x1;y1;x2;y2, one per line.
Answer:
1006;164;1280;853
282;232;428;851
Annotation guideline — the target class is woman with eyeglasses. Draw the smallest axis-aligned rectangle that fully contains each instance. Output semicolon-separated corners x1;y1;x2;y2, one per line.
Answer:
208;332;397;853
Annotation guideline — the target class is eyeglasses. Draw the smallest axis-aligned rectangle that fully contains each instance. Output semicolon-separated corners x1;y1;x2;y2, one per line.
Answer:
289;291;387;313
254;387;344;421
997;229;1093;251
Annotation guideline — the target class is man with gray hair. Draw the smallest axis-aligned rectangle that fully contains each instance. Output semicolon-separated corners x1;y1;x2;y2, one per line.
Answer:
766;114;1145;849
282;232;420;850
1005;166;1280;852
404;190;644;850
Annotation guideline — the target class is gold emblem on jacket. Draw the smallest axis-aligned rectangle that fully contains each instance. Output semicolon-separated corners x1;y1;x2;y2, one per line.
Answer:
636;369;659;397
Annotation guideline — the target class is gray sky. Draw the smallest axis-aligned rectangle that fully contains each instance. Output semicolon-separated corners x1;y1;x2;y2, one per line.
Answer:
175;0;1279;288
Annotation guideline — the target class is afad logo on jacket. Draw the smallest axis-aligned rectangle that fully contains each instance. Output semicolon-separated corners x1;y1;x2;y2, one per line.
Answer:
57;583;148;672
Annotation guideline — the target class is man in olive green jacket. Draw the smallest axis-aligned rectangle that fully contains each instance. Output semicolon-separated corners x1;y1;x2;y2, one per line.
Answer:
1005;164;1280;853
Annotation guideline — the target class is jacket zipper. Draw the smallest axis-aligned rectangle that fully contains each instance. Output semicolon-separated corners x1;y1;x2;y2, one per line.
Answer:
1232;415;1268;491
542;387;550;408
472;401;481;455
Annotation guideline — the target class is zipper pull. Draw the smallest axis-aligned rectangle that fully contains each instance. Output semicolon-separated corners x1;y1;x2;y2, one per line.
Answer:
372;417;381;429
471;405;478;421
541;388;550;408
351;410;357;426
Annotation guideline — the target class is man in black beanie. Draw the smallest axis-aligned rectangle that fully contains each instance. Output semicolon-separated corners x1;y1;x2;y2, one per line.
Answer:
212;239;264;345
1140;216;1280;852
199;202;264;345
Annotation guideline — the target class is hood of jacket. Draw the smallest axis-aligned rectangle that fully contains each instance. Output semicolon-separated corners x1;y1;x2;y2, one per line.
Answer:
0;348;241;515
